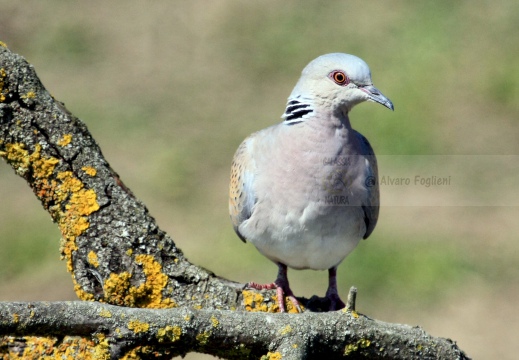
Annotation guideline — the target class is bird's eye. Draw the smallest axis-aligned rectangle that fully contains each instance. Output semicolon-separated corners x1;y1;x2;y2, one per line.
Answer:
329;71;349;86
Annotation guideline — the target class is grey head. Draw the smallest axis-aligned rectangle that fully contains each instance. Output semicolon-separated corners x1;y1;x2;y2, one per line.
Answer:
283;53;393;123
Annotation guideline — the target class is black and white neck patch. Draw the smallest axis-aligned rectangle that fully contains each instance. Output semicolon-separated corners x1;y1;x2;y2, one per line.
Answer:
282;100;314;125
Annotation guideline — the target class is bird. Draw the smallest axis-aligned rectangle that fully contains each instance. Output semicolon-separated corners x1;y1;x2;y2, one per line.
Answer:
229;53;393;312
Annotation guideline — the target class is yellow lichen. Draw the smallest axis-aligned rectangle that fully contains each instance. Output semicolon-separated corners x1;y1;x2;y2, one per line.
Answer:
2;143;31;174
196;331;211;346
126;248;133;256
0;67;6;102
120;346;155;360
242;290;301;313
0;335;109;360
21;90;36;100
0;41;7;47
359;339;371;348
243;290;277;313
82;166;97;176
54;170;100;273
120;348;141;360
98;308;112;318
103;271;133;306
156;325;182;343
128;320;150;334
74;280;95;301
211;315;219;328
29;144;60;178
56;171;83;193
93;333;111;360
57;133;73;147
345;343;357;356
101;256;176;308
68;189;99;221
12;313;19;323
279;325;292;335
129;254;175;309
87;251;99;268
342;307;360;317
344;339;371;356
261;352;282;360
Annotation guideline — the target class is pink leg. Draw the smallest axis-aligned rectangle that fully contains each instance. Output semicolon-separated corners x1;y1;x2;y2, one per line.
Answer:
247;263;302;313
325;267;345;311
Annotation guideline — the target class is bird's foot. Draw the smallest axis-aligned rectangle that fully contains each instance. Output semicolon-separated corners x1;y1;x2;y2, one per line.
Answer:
247;281;303;313
327;295;346;311
326;291;346;311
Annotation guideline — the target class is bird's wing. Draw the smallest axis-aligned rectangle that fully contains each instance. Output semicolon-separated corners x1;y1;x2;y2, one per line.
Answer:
229;136;257;242
354;130;380;240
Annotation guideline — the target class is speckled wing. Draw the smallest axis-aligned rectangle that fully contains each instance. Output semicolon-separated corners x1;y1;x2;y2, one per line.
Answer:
354;130;379;240
229;137;257;242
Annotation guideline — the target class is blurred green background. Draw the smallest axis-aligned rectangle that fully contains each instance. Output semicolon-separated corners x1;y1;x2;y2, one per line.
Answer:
1;1;518;359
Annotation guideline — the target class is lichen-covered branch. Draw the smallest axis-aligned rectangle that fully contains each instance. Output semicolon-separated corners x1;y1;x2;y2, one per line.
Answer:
0;301;469;359
0;43;471;359
0;42;242;312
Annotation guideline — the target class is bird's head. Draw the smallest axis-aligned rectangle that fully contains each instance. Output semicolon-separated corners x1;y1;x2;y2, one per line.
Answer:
288;53;394;118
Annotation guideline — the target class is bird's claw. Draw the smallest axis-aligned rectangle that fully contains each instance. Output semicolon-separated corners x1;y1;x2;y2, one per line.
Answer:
247;281;303;313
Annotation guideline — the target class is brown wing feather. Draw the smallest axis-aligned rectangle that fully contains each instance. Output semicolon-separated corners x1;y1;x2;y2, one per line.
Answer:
229;137;256;242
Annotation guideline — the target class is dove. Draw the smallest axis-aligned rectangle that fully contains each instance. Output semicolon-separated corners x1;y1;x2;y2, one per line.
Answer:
229;53;393;312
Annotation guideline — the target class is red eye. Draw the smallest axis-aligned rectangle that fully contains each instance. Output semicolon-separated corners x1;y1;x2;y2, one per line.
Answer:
329;70;349;86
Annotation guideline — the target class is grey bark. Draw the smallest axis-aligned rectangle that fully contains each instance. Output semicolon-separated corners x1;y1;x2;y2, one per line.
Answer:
0;44;470;359
0;301;468;359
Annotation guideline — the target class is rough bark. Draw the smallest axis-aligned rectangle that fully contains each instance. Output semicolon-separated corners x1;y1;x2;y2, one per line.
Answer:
0;43;470;359
0;301;467;359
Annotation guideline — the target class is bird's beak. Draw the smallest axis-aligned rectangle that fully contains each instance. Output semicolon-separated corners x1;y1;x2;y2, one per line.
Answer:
360;85;394;111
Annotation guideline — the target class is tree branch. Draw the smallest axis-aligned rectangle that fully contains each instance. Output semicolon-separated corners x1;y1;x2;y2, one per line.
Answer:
0;301;468;359
0;43;470;359
0;41;241;311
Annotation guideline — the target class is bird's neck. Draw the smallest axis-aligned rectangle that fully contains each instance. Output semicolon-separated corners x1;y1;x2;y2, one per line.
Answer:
313;94;353;129
289;108;354;150
316;106;353;132
331;110;353;130
282;97;354;138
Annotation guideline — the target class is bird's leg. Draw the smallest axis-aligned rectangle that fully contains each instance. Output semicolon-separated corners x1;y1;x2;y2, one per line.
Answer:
272;263;302;313
247;263;302;313
325;267;346;311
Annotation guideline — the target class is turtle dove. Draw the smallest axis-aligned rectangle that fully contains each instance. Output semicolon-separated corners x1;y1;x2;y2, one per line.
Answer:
229;53;394;312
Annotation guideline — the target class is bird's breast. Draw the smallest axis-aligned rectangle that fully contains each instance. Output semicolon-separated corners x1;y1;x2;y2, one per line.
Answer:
239;124;370;269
